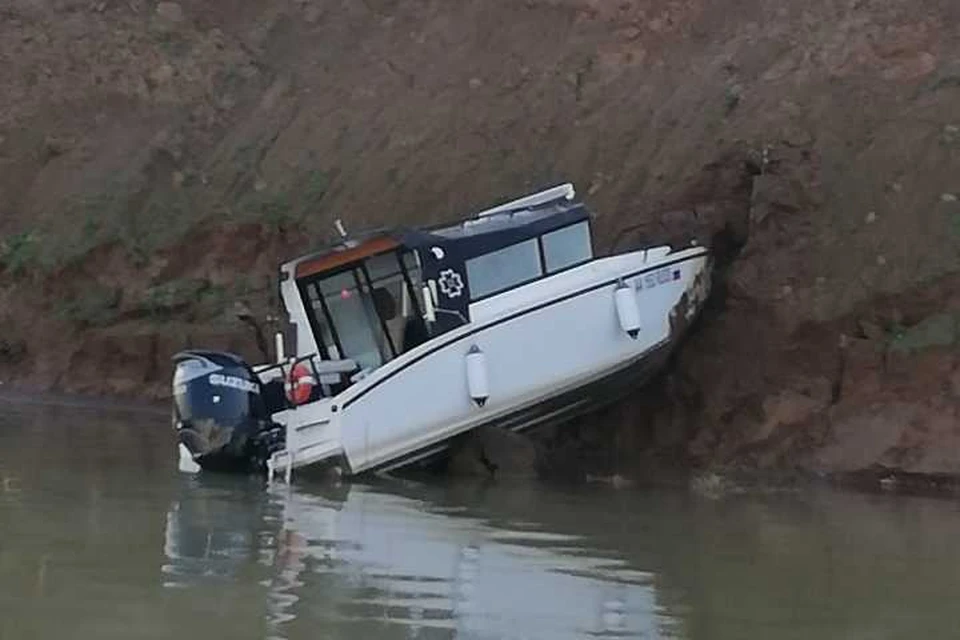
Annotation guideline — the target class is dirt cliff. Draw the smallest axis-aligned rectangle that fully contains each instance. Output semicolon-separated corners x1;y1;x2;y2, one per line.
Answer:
2;0;960;482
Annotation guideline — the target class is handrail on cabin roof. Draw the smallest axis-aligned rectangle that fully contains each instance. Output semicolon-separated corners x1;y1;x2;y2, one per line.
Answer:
474;183;576;219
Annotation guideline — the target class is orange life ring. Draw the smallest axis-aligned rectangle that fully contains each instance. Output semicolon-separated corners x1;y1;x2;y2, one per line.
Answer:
285;362;316;405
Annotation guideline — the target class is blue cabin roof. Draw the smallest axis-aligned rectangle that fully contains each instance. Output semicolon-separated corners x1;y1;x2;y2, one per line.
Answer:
401;194;590;261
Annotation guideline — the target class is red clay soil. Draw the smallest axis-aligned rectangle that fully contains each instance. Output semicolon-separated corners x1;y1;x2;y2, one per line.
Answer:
2;0;960;481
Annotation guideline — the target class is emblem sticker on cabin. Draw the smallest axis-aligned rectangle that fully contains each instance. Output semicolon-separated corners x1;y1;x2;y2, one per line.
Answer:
438;269;465;298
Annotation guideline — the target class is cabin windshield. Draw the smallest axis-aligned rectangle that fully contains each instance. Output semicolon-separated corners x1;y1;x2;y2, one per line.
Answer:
299;251;429;374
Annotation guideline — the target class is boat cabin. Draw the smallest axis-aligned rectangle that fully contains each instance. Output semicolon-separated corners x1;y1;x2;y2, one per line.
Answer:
278;184;594;393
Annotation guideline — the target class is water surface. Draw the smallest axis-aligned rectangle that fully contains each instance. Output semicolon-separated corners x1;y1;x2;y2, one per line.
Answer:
1;396;959;639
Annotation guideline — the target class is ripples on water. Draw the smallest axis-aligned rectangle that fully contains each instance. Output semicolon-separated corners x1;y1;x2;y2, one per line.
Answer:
3;396;960;639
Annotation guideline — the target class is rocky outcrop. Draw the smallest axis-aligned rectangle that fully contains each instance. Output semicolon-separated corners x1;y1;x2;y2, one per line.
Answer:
585;277;960;485
447;426;540;480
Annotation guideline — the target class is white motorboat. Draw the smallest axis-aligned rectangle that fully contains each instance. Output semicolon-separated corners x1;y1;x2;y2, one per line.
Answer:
171;183;711;480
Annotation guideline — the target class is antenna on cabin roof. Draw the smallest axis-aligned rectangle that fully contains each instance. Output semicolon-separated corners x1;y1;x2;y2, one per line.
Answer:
334;218;348;240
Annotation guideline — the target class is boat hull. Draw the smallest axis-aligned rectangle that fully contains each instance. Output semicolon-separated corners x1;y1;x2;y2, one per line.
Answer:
368;333;678;474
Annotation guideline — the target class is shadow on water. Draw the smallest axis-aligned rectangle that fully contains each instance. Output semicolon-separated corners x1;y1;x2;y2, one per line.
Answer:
3;397;960;639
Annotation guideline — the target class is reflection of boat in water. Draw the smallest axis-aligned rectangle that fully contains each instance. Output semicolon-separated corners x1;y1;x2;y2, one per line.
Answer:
162;479;673;639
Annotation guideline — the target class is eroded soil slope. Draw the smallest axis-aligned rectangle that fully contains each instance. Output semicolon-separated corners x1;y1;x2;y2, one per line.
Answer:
2;0;960;478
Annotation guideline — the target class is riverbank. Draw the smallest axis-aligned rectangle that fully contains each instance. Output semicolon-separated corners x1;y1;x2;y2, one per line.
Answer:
3;0;960;481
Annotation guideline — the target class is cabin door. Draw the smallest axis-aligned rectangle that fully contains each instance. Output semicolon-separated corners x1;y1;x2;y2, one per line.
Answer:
300;252;427;374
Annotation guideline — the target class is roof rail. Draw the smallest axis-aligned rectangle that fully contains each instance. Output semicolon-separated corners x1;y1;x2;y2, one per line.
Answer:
476;183;576;218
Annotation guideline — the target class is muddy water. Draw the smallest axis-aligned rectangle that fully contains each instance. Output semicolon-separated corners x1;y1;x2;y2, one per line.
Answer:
2;396;960;639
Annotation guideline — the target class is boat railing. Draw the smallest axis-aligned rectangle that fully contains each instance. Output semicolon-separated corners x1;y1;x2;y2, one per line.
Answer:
475;183;575;218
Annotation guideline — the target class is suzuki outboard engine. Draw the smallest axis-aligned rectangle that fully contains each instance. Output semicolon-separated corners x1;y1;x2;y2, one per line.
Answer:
172;350;285;473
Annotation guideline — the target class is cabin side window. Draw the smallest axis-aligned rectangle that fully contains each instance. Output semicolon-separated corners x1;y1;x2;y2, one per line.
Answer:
465;238;543;300
541;221;592;273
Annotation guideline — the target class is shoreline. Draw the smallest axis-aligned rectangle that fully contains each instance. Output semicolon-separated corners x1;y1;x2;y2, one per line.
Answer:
5;384;960;502
0;383;168;416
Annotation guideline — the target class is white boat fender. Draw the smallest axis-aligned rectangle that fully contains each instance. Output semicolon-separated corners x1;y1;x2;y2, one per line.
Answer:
465;345;489;407
615;282;641;339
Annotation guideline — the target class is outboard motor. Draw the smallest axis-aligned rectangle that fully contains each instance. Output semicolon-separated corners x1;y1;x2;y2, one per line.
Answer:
172;350;285;473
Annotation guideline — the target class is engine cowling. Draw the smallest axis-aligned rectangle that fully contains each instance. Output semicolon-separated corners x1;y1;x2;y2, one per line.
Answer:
171;350;284;473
